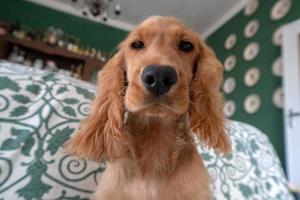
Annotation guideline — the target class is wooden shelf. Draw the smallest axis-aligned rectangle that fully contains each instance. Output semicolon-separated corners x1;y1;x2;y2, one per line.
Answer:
0;35;104;81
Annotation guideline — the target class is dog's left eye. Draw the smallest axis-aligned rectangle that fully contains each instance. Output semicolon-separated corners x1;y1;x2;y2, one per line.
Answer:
178;40;194;52
131;41;145;50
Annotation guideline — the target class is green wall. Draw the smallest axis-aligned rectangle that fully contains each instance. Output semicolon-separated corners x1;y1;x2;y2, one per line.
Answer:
206;0;300;166
0;0;128;52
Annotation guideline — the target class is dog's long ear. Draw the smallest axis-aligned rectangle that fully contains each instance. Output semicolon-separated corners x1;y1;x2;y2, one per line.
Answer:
189;40;231;154
67;51;125;161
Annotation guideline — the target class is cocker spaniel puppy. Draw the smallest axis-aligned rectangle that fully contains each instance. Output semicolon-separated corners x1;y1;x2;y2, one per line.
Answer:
67;16;231;200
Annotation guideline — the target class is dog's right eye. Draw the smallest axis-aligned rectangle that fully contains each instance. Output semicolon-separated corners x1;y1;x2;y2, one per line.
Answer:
131;41;145;49
178;40;194;52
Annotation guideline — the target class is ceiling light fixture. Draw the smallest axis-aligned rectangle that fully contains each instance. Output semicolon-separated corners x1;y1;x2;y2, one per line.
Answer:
70;0;121;22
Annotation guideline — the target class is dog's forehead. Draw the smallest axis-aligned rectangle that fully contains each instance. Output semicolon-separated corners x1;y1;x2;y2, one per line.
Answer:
133;17;195;39
140;16;183;27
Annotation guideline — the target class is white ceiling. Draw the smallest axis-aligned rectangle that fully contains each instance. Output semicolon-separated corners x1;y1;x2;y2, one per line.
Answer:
117;0;246;36
27;0;249;38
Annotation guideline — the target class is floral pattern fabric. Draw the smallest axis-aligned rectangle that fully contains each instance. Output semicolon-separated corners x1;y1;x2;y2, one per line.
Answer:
0;60;293;200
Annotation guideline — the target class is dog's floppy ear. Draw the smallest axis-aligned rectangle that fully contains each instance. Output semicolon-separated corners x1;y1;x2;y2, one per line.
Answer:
67;51;125;161
189;40;231;154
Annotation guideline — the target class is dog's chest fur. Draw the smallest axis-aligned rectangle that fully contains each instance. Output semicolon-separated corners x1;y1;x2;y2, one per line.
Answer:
123;172;161;199
96;146;211;200
97;158;165;200
94;116;211;200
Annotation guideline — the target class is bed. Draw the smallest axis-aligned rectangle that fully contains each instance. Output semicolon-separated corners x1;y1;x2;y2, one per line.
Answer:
0;60;294;200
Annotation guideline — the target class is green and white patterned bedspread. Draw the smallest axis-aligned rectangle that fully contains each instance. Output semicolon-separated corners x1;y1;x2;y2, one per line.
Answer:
0;60;294;200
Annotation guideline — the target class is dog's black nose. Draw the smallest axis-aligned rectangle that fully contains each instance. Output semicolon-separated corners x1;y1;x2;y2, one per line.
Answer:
141;65;177;97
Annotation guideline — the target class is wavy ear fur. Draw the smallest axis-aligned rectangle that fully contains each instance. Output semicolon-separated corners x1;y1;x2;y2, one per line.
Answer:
189;41;231;154
67;51;125;161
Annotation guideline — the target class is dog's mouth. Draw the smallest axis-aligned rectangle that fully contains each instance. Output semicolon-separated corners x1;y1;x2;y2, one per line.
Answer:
125;82;189;117
136;97;186;117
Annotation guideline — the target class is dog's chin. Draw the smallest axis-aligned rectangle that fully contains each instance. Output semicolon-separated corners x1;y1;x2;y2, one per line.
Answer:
127;102;185;118
142;104;170;117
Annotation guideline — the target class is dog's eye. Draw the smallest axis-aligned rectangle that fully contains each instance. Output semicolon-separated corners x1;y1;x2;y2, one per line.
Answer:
178;40;194;52
131;41;145;49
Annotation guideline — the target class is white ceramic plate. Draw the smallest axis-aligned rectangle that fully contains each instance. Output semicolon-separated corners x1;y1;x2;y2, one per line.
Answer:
243;42;260;61
244;94;261;114
244;20;260;38
244;67;260;87
223;77;236;94
273;87;284;108
244;0;259;16
225;34;237;50
224;55;236;72
271;0;292;21
272;26;283;46
272;57;283;77
223;100;236;117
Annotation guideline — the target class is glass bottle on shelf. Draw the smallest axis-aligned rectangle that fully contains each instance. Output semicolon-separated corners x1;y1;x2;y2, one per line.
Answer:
8;46;20;62
73;64;83;79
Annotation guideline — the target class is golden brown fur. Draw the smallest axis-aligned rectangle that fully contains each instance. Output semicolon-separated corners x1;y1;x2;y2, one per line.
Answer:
67;16;231;200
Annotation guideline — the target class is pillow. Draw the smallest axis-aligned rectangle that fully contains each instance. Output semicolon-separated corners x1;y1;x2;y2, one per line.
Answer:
198;121;294;200
0;60;293;200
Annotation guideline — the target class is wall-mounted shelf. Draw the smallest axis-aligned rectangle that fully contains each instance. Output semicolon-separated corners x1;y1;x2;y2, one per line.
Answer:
0;35;104;81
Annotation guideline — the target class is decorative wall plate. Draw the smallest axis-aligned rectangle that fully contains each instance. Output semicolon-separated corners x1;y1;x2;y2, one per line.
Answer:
244;67;260;87
224;55;236;72
273;87;284;108
223;77;236;94
271;0;292;21
223;100;236;117
244;20;259;38
244;0;259;16
272;26;283;46
225;34;237;50
272;57;283;77
243;42;260;61
244;94;261;114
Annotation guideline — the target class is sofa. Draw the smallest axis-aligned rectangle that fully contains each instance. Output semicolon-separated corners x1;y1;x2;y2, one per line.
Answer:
0;60;294;200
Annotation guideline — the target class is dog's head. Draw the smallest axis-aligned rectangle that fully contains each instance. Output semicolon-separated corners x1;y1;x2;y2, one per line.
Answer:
67;16;230;161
